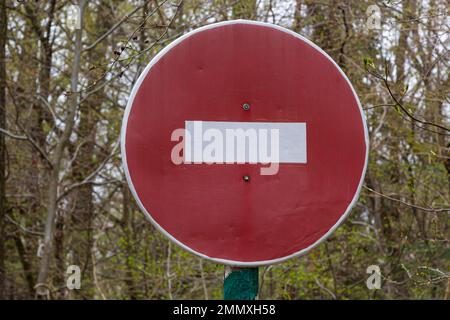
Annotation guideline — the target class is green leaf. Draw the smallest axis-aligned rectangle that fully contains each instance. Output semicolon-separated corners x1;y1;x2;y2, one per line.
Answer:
363;57;375;69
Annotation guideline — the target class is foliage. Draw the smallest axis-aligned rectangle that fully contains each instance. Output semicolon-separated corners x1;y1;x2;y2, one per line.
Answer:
0;0;448;300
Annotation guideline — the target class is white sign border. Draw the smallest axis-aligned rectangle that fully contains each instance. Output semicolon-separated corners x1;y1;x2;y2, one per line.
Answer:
121;19;370;267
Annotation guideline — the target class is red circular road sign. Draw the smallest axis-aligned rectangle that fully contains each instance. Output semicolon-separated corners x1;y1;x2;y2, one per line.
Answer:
121;20;368;266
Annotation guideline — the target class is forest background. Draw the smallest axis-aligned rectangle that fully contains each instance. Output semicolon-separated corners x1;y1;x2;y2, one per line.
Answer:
0;0;448;299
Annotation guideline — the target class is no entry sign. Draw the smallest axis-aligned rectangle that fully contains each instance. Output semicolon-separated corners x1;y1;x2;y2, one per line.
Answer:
121;20;368;266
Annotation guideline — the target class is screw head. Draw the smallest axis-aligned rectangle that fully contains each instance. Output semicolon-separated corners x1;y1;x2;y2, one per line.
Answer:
242;103;250;111
243;175;250;182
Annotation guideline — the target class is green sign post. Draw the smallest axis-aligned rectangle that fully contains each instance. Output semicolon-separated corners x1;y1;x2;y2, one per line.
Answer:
224;267;258;300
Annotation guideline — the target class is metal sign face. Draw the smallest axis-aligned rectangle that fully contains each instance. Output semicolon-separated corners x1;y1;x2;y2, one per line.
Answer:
121;20;368;266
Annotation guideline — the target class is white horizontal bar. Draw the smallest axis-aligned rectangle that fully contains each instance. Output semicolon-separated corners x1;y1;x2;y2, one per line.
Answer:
184;121;307;164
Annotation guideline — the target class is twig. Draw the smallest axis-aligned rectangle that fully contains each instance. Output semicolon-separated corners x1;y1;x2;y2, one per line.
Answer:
363;186;450;213
83;0;152;52
365;63;450;133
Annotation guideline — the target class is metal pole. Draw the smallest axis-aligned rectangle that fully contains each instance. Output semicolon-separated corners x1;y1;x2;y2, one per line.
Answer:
223;266;258;300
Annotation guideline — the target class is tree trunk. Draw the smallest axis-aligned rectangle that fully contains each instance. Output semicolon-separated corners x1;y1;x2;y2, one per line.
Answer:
70;3;112;297
36;0;87;297
0;0;7;300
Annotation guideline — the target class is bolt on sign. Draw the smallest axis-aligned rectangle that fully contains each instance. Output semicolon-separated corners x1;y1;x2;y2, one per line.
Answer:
121;20;368;266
